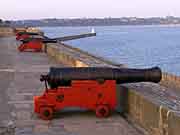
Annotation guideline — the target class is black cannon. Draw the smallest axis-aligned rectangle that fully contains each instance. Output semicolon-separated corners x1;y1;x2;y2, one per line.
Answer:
34;66;162;120
18;32;96;52
41;66;162;89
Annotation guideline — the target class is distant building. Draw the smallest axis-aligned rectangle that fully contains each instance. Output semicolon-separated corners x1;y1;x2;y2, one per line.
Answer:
9;16;180;27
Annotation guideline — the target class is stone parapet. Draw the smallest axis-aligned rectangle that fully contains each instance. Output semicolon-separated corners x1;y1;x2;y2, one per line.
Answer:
126;86;169;135
161;72;180;90
0;27;14;37
45;43;125;67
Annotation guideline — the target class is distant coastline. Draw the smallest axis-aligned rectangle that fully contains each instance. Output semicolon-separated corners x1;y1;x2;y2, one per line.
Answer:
1;16;180;27
11;16;180;27
39;24;180;28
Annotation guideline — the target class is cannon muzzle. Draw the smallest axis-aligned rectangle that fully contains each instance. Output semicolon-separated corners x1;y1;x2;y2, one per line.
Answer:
41;67;162;88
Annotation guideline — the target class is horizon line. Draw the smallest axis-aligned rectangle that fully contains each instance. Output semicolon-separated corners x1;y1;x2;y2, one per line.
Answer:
5;16;180;21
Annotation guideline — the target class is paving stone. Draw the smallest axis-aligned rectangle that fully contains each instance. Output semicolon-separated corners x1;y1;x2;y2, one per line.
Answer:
15;120;50;128
8;100;33;104
14;103;31;109
9;94;26;101
16;111;32;120
15;127;33;134
33;125;49;133
0;120;15;135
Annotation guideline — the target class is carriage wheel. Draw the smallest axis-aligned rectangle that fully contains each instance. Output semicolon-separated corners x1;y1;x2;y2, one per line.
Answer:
96;105;110;118
39;107;53;120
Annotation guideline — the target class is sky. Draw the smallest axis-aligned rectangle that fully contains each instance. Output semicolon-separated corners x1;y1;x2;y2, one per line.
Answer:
0;0;180;20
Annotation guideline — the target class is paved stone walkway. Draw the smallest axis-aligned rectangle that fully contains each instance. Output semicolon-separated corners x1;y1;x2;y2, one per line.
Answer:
0;37;144;135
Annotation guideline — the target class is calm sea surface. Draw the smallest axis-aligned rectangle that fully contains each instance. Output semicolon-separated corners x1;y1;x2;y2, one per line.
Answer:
40;25;180;75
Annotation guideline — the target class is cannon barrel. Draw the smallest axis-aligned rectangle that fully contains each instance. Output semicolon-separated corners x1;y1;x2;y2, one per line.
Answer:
17;32;40;36
20;32;96;44
52;32;96;42
41;67;162;88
